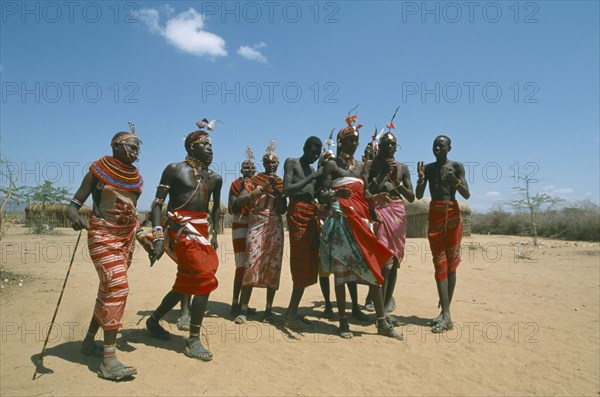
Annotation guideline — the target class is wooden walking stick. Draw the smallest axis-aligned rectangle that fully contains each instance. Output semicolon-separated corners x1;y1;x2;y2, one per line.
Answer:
32;230;83;380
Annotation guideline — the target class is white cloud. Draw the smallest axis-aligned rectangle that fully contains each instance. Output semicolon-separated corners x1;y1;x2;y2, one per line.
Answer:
137;8;162;34
137;8;227;58
485;191;501;198
237;42;268;63
543;185;575;199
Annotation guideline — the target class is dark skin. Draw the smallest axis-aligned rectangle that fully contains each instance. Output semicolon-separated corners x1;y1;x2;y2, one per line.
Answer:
178;150;222;329
416;135;470;331
66;133;149;374
234;156;287;322
283;139;323;322
228;162;256;215
367;133;415;313
147;136;222;361
320;132;393;336
228;160;256;314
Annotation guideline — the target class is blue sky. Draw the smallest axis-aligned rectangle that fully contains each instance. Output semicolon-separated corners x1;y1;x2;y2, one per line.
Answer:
1;1;598;212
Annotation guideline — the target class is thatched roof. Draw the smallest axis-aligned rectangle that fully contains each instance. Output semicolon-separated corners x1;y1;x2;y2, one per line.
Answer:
25;203;92;214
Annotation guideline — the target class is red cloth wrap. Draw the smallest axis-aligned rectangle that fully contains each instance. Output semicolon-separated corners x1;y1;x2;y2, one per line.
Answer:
286;199;321;288
428;200;463;282
88;215;137;331
335;180;393;285
165;210;219;295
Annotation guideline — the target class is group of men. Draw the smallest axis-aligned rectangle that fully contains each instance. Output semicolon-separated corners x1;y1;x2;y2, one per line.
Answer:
66;116;470;381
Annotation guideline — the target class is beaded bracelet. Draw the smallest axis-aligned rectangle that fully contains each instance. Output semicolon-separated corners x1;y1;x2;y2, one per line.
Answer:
152;226;164;241
136;229;149;243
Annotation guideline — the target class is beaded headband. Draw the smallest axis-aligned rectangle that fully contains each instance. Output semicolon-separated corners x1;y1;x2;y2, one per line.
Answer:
338;104;363;145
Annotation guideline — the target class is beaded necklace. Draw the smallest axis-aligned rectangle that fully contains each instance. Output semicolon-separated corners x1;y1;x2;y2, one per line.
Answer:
338;152;356;173
90;156;143;191
171;156;208;211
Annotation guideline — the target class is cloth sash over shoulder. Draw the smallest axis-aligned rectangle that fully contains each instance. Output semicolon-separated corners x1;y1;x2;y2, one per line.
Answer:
320;177;393;285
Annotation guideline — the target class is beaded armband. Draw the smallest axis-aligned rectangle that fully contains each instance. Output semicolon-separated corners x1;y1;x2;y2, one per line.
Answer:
151;197;164;209
70;198;83;208
136;229;149;243
152;226;164;241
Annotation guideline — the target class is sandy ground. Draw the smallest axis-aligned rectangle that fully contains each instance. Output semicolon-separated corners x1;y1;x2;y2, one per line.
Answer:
1;225;598;396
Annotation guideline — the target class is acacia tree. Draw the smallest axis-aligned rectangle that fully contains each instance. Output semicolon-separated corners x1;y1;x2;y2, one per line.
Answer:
506;175;563;246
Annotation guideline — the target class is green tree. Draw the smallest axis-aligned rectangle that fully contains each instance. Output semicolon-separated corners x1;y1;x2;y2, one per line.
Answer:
25;180;70;205
25;180;71;234
506;175;563;246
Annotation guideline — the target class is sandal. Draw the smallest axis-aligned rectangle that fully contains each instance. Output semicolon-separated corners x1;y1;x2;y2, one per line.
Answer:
339;317;353;339
377;318;404;340
98;363;137;381
177;316;191;331
234;314;247;324
184;338;213;362
431;322;454;333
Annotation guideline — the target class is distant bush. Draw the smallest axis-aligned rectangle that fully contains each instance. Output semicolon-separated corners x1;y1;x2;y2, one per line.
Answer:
472;200;600;242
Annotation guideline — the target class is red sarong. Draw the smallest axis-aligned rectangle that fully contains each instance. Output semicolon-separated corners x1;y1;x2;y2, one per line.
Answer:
231;214;249;268
374;200;407;269
229;178;253;267
88;215;137;331
165;210;219;295
335;178;393;285
428;200;463;282
242;177;284;290
286;199;321;288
